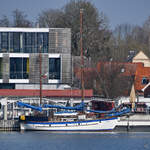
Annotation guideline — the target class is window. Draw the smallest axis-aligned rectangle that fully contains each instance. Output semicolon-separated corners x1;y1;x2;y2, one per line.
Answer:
142;77;149;85
121;68;125;73
10;58;29;79
0;83;15;89
37;33;43;48
23;32;48;53
49;58;61;79
1;32;8;52
0;31;49;53
13;32;20;52
43;33;48;53
23;33;32;53
10;32;21;52
0;58;2;79
0;33;1;51
37;33;48;53
31;33;37;53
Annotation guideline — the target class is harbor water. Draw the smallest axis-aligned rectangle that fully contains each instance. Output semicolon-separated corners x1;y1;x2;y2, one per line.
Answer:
0;132;150;150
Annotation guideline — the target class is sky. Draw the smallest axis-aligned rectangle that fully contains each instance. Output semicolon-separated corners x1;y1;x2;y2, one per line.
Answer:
0;0;150;29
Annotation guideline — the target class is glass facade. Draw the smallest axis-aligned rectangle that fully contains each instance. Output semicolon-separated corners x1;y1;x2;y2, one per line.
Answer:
0;58;2;78
0;32;49;53
10;32;21;52
0;28;71;87
0;83;15;89
10;58;29;79
49;58;61;80
1;32;9;52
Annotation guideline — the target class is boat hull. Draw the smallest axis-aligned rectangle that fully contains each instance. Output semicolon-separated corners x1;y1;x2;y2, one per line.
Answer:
20;117;118;131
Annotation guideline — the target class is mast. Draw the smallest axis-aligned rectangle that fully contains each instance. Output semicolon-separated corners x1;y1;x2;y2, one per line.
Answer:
80;9;84;103
39;45;42;105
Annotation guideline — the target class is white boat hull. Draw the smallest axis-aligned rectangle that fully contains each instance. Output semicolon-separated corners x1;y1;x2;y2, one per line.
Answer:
20;118;118;131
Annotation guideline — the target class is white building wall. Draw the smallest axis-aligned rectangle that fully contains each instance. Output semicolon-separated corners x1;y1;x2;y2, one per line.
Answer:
15;84;71;90
118;96;150;106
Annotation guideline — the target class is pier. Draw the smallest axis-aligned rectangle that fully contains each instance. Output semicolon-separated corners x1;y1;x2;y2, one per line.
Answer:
0;120;20;131
115;114;150;132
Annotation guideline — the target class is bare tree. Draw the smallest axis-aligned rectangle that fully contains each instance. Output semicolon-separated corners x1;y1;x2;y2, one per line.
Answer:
38;9;65;28
143;16;150;54
63;0;111;62
0;9;32;27
0;15;10;27
38;0;111;63
111;23;150;61
12;9;33;27
95;62;134;99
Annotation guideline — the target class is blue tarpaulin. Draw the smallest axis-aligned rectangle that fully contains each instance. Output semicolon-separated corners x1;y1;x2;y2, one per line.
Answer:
17;101;42;112
105;108;131;117
17;101;130;117
86;108;116;114
44;101;84;111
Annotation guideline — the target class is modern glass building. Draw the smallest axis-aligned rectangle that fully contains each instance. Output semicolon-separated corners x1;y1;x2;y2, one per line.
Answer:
0;27;71;89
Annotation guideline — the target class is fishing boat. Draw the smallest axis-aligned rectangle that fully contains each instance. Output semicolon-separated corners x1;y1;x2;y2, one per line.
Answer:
18;9;130;131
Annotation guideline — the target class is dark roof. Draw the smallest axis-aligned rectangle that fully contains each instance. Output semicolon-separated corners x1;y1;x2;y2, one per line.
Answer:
127;50;136;62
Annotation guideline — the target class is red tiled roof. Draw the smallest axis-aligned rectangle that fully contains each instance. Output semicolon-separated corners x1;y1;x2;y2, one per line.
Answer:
0;89;93;97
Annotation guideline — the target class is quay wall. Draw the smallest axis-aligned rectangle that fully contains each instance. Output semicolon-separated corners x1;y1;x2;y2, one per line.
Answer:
0;120;20;131
120;114;150;121
116;114;150;132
